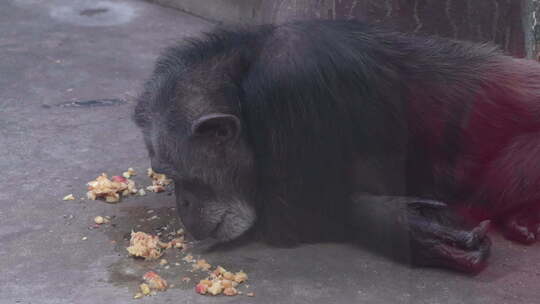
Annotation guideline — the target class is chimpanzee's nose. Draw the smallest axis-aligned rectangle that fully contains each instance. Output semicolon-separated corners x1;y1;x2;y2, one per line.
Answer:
181;197;191;208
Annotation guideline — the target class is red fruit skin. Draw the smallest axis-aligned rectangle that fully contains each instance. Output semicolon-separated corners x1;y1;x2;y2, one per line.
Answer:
143;271;159;280
112;176;127;183
195;283;208;294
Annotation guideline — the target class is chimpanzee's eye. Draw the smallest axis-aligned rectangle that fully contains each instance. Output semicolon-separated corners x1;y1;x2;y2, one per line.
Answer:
181;178;214;200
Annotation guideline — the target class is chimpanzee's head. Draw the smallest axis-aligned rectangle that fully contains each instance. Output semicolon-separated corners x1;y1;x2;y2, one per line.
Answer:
133;48;257;242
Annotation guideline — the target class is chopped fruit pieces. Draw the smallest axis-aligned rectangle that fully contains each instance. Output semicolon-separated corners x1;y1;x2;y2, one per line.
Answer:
143;271;168;291
195;283;208;295
63;194;75;200
192;259;211;271
146;168;172;192
213;266;226;276
233;271;248;283
146;185;164;192
221;279;234;289
123;168;137;178
207;281;223;295
195;266;249;297
168;237;185;249
223;287;238;296
139;283;151;295
135;272;168;298
182;255;194;263
181;277;191;283
86;173;138;203
93;216;109;224
111;175;127;183
126;231;163;260
126;231;184;260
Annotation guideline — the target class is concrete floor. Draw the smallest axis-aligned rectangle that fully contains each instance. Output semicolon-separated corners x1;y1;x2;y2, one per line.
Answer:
1;1;540;303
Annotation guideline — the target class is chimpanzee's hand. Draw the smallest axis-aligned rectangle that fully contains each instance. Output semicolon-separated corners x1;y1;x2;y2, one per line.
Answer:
405;200;491;274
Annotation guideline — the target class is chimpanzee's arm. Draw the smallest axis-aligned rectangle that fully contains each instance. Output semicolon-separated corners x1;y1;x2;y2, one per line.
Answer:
349;193;491;273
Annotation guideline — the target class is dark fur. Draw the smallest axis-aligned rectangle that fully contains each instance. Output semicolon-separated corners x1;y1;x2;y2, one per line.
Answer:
135;20;540;271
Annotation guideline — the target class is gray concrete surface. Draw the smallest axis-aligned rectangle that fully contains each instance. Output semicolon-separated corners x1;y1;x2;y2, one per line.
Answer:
1;1;540;303
153;0;260;24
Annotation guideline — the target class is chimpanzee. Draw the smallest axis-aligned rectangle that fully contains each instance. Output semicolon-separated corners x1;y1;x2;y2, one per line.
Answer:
134;20;540;273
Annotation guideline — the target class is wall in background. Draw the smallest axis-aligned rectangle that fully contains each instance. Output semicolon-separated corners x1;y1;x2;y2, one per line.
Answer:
150;0;539;59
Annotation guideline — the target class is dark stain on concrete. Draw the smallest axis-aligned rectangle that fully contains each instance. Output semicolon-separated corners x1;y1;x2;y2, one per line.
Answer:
79;8;109;17
97;202;196;290
56;98;126;108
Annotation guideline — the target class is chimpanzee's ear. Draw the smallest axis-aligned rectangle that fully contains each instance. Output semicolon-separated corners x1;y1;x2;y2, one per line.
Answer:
190;113;241;144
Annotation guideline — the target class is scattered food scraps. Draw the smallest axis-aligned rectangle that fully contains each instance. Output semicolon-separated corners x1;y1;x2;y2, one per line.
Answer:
146;168;172;192
195;283;208;295
169;237;185;249
222;271;235;281
207;281;223;295
233;271;248;283
133;272;167;299
221;279;237;289
93;216;109;225
213;266;226;276
182;255;194;263
192;259;211;271
126;231;164;260
63;194;75;201
223;287;239;296
139;283;151;295
143;271;168;291
195;266;249;297
126;232;185;260
86;173;137;203
122;167;137;179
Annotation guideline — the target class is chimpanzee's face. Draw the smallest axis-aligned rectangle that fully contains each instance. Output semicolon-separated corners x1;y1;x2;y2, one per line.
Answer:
133;62;257;242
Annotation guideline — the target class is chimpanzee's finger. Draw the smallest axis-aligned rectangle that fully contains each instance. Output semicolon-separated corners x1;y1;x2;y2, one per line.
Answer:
464;220;491;249
408;199;447;210
409;215;489;250
432;237;491;274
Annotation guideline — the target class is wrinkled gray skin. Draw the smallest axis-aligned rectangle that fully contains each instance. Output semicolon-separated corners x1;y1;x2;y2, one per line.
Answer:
134;56;257;242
